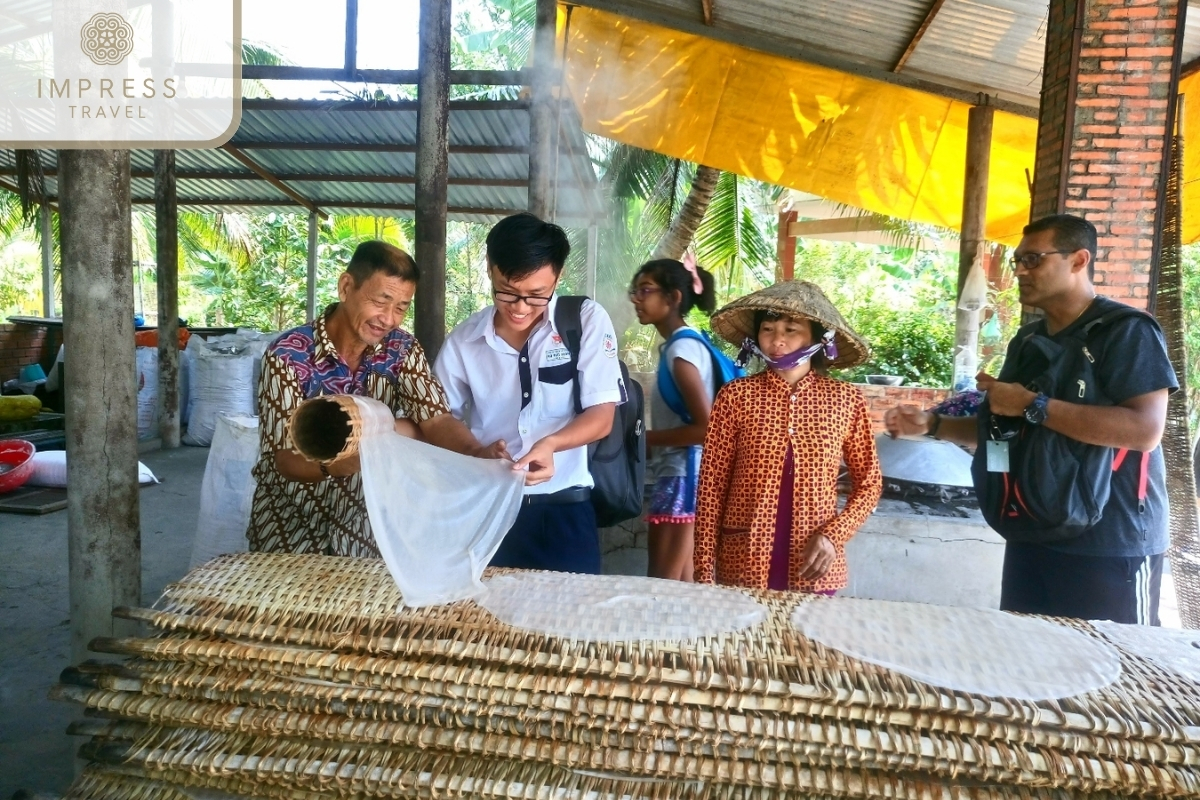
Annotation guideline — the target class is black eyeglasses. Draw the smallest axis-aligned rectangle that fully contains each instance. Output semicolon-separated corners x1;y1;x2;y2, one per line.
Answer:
627;286;664;300
493;289;554;307
1009;250;1073;272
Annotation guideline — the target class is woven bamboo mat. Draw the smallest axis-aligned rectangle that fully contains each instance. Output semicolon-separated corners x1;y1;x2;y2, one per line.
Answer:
117;554;1200;742
64;735;1136;800
51;682;1200;793
55;553;1200;799
65;659;1200;769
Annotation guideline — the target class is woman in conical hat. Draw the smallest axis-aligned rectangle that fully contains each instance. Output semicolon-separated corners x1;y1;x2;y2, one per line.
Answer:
694;280;882;593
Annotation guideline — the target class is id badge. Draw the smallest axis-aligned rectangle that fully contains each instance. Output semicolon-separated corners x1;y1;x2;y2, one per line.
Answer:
986;440;1010;473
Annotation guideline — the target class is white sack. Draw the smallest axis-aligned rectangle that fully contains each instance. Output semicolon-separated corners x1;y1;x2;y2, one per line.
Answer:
183;343;256;447
28;450;159;487
189;414;260;570
351;396;525;609
136;346;159;440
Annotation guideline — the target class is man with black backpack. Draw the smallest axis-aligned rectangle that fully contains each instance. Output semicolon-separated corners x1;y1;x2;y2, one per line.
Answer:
885;214;1177;624
433;213;634;574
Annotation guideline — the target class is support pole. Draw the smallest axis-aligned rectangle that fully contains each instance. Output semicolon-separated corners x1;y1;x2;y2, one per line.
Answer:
40;199;54;317
60;149;140;666
527;0;556;219
307;209;318;321
155;150;180;448
953;102;993;391
776;208;798;282
414;0;451;359
585;224;598;297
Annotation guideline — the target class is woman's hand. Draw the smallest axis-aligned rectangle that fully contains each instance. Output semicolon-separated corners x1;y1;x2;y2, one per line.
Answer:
798;533;836;580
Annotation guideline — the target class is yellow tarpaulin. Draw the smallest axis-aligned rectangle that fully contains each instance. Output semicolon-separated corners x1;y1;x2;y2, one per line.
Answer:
564;6;1200;246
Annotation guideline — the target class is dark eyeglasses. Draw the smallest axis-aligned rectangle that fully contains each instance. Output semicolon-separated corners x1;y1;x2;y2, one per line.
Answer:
1009;250;1073;272
627;286;664;300
493;289;553;307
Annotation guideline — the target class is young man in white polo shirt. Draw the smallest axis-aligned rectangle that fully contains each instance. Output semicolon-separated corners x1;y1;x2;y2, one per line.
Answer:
434;213;624;574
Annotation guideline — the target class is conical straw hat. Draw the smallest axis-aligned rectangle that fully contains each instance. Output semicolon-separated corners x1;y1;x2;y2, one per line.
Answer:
711;280;870;369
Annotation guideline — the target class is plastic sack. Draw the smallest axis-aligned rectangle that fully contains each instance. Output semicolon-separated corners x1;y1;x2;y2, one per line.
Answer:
183;342;256;447
957;257;989;312
27;450;159;487
189;414;260;570
351;396;525;608
136;346;159;440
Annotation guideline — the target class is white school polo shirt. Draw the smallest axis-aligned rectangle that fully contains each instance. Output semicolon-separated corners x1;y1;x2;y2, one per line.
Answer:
433;296;625;496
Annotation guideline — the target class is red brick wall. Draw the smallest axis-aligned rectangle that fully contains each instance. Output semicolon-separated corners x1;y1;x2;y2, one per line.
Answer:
1032;0;1184;311
0;323;61;384
855;384;952;435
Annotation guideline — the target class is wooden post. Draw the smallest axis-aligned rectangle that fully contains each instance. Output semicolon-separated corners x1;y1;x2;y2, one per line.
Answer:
414;0;451;359
59;149;140;666
954;102;994;391
586;224;598;297
307;209;318;321
154;150;180;448
40;200;54;317
776;209;797;282
528;0;556;219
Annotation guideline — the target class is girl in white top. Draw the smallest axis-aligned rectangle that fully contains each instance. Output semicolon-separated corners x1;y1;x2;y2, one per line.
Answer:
629;255;719;581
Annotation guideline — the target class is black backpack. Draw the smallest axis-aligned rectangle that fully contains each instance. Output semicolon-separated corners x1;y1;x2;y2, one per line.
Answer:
972;303;1154;542
554;296;646;527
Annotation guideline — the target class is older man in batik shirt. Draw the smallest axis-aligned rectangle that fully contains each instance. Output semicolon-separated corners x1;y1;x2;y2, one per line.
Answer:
248;241;497;557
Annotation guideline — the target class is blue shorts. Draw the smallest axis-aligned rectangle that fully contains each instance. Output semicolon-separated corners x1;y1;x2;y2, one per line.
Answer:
647;474;697;524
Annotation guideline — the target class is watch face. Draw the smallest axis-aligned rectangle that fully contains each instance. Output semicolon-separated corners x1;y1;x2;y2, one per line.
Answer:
1024;399;1047;425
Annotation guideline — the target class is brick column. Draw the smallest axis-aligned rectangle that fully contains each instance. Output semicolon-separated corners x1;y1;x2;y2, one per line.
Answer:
1031;0;1186;310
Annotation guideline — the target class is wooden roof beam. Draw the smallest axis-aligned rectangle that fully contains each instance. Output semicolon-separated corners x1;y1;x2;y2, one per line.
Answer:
220;144;327;219
700;0;713;25
893;0;948;73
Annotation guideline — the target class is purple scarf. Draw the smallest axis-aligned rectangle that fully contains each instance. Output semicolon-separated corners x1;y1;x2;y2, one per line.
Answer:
737;329;838;370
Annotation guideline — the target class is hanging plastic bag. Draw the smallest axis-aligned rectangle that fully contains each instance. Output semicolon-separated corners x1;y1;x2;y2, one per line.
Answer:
189;414;260;569
349;396;525;608
958;257;989;312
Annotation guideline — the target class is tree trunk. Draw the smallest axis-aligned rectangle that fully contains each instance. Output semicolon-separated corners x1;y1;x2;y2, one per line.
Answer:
651;165;721;260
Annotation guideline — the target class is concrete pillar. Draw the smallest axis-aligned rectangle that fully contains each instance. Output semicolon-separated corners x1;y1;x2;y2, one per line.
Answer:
40;200;54;318
1030;0;1186;311
953;103;993;390
59;149;140;665
528;0;556;219
586;224;598;297
414;0;450;359
307;209;318;321
155;150;180;448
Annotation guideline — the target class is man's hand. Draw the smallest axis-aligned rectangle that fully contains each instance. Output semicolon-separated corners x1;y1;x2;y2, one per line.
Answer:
473;439;512;461
799;533;836;580
975;371;1036;417
514;437;556;485
884;404;933;439
323;453;360;479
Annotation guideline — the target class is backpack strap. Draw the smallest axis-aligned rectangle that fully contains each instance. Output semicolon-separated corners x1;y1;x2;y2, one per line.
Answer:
553;295;587;415
657;327;726;423
1111;447;1152;513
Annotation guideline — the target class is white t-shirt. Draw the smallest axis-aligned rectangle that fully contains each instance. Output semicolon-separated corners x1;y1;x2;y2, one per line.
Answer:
434;296;625;495
648;333;715;480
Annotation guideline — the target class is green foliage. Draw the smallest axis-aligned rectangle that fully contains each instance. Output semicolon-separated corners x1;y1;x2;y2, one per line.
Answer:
843;309;955;386
1180;245;1200;440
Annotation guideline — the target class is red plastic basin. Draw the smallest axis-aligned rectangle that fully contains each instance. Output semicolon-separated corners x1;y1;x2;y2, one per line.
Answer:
0;439;36;493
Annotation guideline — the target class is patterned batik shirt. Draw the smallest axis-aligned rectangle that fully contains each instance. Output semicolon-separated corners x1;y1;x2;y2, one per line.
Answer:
694;369;882;592
247;306;450;557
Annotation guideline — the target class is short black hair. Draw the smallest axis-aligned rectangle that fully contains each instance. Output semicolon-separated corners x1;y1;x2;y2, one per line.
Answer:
486;212;571;280
753;310;829;370
632;258;717;317
346;241;419;286
1023;214;1097;279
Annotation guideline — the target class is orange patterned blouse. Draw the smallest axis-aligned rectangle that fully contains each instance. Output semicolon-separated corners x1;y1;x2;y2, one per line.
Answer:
694;369;882;592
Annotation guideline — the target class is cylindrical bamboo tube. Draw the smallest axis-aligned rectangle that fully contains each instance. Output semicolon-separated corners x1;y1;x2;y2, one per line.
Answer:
288;395;364;464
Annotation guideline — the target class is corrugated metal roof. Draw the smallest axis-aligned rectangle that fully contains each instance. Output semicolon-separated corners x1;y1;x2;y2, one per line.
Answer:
4;98;601;225
569;0;1200;115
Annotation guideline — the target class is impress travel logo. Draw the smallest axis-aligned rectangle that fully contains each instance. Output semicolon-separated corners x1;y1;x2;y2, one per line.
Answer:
1;1;241;148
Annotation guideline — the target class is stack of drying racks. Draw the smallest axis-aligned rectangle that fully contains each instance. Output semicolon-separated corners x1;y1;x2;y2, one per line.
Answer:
52;551;1200;800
